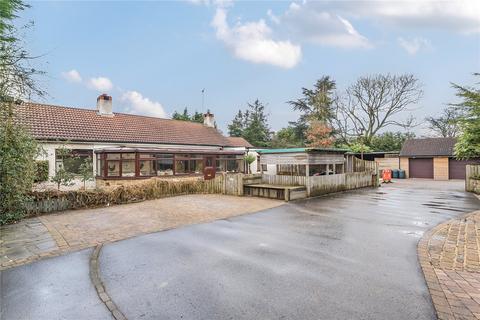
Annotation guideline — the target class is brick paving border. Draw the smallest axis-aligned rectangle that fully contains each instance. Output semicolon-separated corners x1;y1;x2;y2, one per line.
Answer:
90;244;127;320
418;210;480;320
0;242;97;271
418;219;456;319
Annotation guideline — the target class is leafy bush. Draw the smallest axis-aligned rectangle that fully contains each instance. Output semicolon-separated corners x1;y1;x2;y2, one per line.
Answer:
244;154;256;174
78;158;94;189
34;160;49;183
50;166;74;190
452;75;480;159
0;105;39;224
50;144;75;190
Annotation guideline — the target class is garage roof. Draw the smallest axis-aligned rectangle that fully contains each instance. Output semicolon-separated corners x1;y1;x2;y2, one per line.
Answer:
399;138;456;157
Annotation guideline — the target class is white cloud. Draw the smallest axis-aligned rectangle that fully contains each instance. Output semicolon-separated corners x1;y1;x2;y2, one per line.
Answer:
61;69;82;83
187;0;232;7
121;90;167;118
278;2;371;49
267;9;280;25
398;36;431;55
206;0;477;65
322;0;480;34
211;8;302;69
88;77;114;92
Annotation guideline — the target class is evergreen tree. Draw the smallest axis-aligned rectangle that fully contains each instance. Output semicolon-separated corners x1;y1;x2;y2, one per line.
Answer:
191;111;203;123
172;107;203;123
452;74;480;159
270;126;303;148
228;110;244;137
369;132;415;152
172;107;191;121
288;76;337;144
242;100;271;148
288;76;337;122
227;100;272;147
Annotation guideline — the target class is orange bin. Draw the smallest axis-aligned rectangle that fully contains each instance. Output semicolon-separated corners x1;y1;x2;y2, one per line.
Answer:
382;169;392;183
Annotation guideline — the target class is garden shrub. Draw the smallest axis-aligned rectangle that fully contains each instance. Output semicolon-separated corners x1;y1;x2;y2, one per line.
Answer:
0;106;39;225
34;160;49;183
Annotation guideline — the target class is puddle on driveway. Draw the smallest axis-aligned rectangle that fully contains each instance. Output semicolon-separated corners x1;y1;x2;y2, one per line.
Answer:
401;230;424;238
413;221;429;227
422;202;468;213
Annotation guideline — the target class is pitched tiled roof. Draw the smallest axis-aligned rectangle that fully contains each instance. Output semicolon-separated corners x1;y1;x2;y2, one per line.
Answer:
399;138;457;157
225;136;254;148
16;102;234;147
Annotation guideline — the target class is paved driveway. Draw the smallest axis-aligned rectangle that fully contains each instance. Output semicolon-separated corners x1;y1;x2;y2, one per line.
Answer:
1;180;478;320
99;180;477;320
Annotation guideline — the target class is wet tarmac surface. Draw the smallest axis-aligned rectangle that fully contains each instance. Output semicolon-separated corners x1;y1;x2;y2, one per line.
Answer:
100;180;479;320
0;180;478;320
0;249;111;320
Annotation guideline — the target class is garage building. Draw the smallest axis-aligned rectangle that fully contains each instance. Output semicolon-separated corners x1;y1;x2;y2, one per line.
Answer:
399;137;479;180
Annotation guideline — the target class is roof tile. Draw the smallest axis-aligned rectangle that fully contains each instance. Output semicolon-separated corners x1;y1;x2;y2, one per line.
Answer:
399;138;456;157
225;137;254;148
16;103;234;147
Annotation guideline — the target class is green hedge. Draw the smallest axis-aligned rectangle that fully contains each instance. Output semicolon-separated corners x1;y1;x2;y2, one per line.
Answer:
34;160;49;183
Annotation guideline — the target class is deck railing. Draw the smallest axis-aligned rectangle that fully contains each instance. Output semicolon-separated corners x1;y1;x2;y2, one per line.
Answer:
258;158;378;197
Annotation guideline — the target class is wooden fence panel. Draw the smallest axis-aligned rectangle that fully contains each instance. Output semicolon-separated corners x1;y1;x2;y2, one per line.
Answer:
242;174;262;185
261;171;376;198
353;157;376;173
261;174;307;186
204;174;224;194
308;174;346;196
345;172;374;189
466;165;480;193
224;173;240;196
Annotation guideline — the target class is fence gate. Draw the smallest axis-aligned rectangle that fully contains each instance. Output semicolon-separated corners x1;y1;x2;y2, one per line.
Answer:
224;174;240;195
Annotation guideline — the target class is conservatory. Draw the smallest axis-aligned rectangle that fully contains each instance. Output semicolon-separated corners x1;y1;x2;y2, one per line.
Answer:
95;147;245;179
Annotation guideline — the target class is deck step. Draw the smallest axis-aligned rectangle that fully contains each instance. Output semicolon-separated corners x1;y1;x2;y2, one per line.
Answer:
243;184;307;201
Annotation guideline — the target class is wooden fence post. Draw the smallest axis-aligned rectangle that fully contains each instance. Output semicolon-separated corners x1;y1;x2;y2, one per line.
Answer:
238;173;244;196
306;176;311;197
466;165;471;192
222;173;226;195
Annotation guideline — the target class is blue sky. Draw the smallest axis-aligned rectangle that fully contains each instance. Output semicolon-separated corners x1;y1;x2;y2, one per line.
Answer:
21;0;480;134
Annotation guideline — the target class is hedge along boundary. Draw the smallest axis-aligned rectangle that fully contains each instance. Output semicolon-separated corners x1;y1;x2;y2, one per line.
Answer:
26;175;226;216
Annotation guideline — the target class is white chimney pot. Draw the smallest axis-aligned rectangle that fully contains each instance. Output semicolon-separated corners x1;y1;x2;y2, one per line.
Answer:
97;94;113;116
203;111;215;128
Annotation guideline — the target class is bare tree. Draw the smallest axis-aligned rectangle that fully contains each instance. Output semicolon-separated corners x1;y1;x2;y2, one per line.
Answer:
425;107;462;138
334;74;423;145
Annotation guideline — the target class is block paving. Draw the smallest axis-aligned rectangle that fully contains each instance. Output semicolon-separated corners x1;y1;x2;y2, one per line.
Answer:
1;194;282;270
419;210;480;320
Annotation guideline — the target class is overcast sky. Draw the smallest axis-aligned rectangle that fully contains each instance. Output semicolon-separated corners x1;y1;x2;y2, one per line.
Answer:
22;0;480;135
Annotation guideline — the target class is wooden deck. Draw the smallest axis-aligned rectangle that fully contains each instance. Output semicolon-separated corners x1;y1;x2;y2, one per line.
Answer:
243;183;307;201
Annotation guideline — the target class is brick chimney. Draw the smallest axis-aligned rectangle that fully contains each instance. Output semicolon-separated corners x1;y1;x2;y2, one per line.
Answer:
203;111;215;128
96;94;113;116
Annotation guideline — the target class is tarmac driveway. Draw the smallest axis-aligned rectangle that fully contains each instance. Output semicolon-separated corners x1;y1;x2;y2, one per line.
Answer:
99;180;478;320
1;180;478;320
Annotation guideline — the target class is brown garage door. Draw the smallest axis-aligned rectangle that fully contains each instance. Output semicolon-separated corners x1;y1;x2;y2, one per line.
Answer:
449;158;480;179
409;158;433;179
